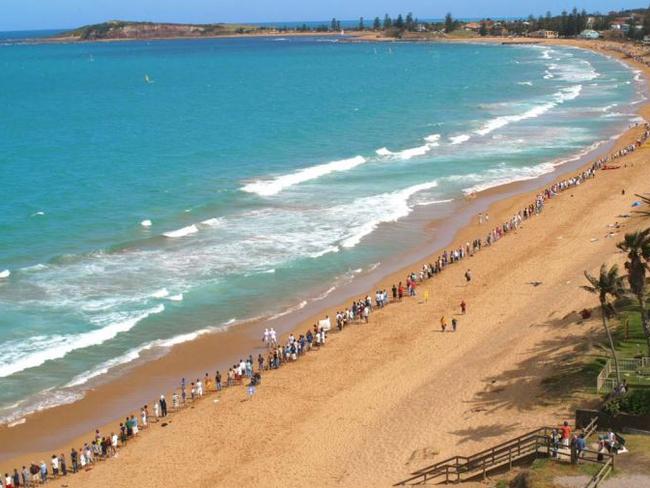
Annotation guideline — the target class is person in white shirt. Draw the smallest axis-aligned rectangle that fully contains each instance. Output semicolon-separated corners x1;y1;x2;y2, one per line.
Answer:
51;454;59;476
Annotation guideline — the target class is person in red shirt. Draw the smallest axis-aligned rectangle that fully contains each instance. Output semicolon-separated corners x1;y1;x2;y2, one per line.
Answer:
560;421;572;447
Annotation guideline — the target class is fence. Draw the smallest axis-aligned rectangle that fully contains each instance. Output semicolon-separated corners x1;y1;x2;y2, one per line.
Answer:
596;356;650;392
394;422;612;486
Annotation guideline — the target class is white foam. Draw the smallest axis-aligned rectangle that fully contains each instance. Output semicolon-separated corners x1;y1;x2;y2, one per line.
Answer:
163;224;199;238
461;162;556;195
376;134;440;160
199;217;223;227
475;85;582;137
242;155;367;196
415;198;454;206
541;49;552;59
65;322;229;388
309;246;340;258
168;294;184;301
518;81;533;86
140;219;152;227
0;304;165;378
0;270;10;279
375;143;435;160
544;70;554;79
151;288;169;298
0;389;83;425
339;180;439;248
424;134;441;143
449;134;471;145
313;286;337;301
31;211;45;217
269;300;308;320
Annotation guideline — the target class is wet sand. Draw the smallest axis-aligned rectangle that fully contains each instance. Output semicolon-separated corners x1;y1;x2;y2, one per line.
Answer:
1;38;650;486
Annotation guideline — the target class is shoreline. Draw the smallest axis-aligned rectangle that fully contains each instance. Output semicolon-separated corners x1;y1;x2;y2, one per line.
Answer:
1;37;649;478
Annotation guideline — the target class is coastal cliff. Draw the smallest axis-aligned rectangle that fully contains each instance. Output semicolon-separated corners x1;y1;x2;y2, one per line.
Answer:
56;20;259;41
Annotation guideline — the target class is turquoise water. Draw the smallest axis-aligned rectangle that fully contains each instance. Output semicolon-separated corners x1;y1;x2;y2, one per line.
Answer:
0;35;641;421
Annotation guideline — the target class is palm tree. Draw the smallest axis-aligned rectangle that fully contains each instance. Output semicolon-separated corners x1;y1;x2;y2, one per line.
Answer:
617;229;650;355
583;264;626;384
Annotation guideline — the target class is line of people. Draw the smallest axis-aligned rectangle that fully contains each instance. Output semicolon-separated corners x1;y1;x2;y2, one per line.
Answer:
3;122;649;488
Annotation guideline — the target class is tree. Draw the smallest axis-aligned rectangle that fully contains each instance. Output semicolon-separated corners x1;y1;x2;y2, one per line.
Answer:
618;229;650;355
358;17;365;31
444;12;454;33
383;14;392;30
330;18;340;32
479;22;488;36
395;14;405;30
406;12;415;31
583;264;626;385
373;17;381;30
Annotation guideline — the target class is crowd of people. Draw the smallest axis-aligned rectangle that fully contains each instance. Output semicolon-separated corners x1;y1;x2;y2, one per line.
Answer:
548;420;627;465
3;122;649;488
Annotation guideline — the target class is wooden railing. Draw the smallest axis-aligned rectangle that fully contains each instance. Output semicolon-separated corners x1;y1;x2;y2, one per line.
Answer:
394;419;611;486
583;417;599;439
394;427;552;485
585;457;614;488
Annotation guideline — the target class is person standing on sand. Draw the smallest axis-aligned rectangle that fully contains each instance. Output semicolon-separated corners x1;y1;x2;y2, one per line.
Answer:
70;448;78;473
440;316;447;332
460;300;466;314
160;395;168;417
51;454;59;477
479;212;483;225
452;318;458;332
215;370;222;391
392;284;397;300
465;269;472;283
398;282;404;300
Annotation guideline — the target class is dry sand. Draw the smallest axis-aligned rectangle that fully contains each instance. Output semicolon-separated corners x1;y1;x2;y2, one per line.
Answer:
2;39;650;487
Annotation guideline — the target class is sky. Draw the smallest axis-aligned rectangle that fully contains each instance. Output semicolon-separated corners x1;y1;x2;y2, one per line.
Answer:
1;0;646;32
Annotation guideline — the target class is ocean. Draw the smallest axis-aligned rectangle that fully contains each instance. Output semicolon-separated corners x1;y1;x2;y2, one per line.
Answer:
0;34;642;423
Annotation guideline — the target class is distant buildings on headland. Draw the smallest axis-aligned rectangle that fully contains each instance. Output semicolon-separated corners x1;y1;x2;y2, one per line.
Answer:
53;8;650;45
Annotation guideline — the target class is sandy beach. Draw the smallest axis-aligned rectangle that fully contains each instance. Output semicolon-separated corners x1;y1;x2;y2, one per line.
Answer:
2;38;650;486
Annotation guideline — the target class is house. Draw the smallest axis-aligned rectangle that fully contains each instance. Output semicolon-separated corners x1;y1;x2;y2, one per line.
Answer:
463;22;481;32
643;35;650;46
610;21;630;33
579;29;600;40
528;30;559;39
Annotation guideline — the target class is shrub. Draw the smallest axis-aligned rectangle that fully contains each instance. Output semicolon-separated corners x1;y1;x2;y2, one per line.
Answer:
619;389;650;415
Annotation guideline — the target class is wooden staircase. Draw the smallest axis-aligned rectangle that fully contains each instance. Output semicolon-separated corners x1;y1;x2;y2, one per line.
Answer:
394;419;612;486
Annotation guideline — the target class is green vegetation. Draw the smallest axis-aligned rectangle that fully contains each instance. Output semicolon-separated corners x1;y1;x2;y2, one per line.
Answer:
617;229;650;356
604;389;650;415
582;264;627;384
60;20;259;40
